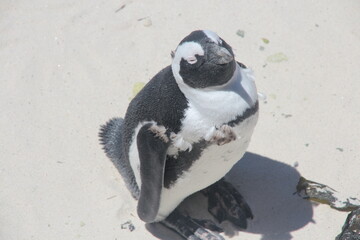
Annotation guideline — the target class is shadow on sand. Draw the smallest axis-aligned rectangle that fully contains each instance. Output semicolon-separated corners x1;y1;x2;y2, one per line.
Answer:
146;152;314;240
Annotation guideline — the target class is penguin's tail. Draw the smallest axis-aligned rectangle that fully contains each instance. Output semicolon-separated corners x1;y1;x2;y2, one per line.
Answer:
99;117;124;159
99;118;140;199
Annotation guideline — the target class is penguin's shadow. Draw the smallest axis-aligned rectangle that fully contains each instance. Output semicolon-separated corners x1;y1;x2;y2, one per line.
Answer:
146;152;314;240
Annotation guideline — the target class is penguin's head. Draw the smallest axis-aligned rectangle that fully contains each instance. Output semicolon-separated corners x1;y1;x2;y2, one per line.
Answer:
171;30;236;89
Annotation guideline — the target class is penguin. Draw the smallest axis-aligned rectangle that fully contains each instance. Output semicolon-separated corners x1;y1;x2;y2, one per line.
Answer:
99;30;259;240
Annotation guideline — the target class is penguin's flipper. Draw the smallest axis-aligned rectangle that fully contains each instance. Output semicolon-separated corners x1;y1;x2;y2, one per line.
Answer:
137;123;171;223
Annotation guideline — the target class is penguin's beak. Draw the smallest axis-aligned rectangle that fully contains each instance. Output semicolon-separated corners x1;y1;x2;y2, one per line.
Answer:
208;45;234;65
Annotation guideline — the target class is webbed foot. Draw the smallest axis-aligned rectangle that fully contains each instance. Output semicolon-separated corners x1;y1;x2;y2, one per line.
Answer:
202;178;253;229
162;209;224;240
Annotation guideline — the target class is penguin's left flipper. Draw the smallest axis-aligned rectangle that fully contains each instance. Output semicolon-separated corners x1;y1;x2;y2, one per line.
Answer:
162;208;225;240
137;123;171;223
202;178;253;229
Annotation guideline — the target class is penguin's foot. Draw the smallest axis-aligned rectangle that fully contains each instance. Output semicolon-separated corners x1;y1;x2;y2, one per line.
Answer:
162;209;224;240
208;125;237;146
148;124;169;143
202;178;253;229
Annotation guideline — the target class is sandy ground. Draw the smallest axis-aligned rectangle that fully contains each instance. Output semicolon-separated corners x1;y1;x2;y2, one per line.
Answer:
1;0;360;239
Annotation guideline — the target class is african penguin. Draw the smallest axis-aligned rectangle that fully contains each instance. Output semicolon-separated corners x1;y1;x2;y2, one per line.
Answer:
99;30;259;240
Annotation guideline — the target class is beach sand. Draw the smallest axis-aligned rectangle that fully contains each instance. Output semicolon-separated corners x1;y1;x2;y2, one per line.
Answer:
1;0;359;239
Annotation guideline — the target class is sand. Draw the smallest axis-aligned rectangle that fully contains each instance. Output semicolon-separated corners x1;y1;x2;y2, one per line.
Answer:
1;0;359;239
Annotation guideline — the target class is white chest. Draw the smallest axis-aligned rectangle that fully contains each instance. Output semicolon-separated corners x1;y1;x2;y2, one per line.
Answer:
155;65;259;221
169;65;258;153
156;112;259;221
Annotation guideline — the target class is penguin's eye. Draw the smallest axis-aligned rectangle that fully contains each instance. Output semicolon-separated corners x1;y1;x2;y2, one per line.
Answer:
185;56;197;64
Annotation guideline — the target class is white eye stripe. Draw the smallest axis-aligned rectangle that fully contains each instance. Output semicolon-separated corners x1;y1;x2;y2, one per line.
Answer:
171;42;204;83
203;30;222;45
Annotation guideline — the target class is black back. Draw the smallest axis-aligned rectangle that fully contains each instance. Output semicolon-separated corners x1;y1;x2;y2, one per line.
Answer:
122;66;189;165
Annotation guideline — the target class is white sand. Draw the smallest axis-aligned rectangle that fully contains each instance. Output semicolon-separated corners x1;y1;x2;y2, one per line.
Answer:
1;0;360;239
